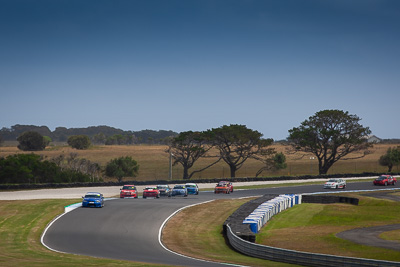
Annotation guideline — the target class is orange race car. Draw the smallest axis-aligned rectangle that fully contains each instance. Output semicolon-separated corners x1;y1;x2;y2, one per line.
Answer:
214;181;234;194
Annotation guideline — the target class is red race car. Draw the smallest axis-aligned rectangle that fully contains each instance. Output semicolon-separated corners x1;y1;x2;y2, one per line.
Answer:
214;181;234;194
373;175;397;186
120;185;138;198
142;186;160;198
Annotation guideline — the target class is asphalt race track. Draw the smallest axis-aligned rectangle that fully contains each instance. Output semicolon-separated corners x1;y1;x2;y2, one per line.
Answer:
42;181;399;266
337;224;400;251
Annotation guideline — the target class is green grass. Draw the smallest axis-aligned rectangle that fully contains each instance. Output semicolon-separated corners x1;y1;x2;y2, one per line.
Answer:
256;192;400;261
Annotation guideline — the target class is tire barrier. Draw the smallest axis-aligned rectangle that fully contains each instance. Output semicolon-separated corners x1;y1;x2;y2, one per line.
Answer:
242;194;302;233
224;194;279;242
302;194;359;205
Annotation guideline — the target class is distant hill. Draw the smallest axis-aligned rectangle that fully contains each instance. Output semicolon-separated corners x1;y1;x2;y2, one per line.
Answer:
0;124;178;145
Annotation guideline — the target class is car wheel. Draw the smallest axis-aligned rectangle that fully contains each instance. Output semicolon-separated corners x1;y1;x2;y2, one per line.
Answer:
143;196;146;199
336;185;338;189
385;182;388;186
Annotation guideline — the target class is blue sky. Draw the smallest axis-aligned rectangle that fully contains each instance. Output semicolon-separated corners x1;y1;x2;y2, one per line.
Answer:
1;0;399;140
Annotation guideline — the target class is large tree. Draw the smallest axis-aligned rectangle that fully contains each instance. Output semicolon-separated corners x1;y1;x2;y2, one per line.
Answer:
17;131;47;151
168;131;220;179
379;146;400;172
211;124;274;178
288;109;372;175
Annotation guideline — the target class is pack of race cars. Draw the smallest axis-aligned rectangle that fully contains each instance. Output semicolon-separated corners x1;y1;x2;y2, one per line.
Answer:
83;174;399;207
82;181;231;207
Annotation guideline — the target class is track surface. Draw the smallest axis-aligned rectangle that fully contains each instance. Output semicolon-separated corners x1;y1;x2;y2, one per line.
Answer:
337;224;400;251
42;182;399;266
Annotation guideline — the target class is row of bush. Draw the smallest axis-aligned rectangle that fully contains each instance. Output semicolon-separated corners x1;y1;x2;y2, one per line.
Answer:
0;154;94;185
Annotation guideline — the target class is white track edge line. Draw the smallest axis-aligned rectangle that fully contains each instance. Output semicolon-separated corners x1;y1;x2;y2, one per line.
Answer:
158;199;248;267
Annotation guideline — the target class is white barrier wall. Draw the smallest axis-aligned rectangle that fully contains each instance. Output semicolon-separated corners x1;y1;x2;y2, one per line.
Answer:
243;194;302;233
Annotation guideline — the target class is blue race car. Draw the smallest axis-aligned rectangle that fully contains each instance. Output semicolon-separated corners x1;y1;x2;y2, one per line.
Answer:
170;185;188;197
185;183;199;195
82;192;104;208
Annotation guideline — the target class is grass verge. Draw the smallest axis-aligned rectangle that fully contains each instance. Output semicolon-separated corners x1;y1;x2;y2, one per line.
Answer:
162;198;298;267
256;192;400;262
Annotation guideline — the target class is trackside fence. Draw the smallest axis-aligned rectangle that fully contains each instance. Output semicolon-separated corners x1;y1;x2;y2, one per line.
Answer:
225;224;400;267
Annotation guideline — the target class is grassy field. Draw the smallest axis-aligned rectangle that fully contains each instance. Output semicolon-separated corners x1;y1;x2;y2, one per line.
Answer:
256;191;400;262
0;143;397;182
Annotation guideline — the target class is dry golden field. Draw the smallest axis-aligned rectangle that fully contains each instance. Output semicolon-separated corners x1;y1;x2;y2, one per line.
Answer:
0;143;398;182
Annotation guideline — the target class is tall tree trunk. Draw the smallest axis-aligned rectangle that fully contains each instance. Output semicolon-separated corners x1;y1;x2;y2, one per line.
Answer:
183;167;189;179
388;164;393;172
230;165;236;178
319;160;333;175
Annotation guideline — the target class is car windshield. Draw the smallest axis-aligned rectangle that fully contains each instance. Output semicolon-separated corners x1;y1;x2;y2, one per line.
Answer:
122;186;136;190
328;179;338;183
174;185;184;189
85;194;101;198
157;185;168;189
377;176;387;180
145;187;156;190
186;184;195;188
218;183;227;186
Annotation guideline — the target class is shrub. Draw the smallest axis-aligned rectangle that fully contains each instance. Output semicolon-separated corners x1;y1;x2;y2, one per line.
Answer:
105;156;139;182
17;131;47;151
67;135;91;150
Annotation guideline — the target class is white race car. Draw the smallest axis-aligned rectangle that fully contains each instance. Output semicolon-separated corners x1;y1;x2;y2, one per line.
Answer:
323;178;346;189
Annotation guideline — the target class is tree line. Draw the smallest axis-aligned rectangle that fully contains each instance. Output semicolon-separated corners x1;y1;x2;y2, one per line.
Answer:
0;125;178;145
